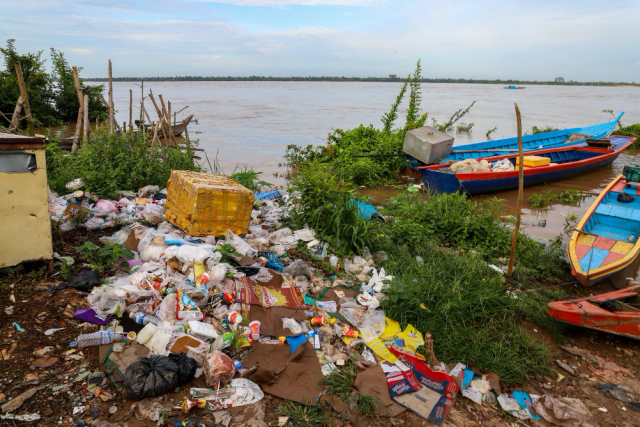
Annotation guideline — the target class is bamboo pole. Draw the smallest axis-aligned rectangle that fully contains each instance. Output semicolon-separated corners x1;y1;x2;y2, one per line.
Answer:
13;61;34;136
151;121;159;145
506;103;524;285
182;117;190;149
84;94;90;144
129;89;133;134
108;60;114;133
100;95;121;132
148;91;170;145
71;66;84;152
139;81;144;125
158;94;176;145
167;100;174;146
10;96;23;130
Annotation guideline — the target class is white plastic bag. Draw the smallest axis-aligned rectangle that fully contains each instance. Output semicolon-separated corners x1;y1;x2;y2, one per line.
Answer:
282;318;302;334
225;229;258;258
94;199;118;217
177;245;214;266
492;158;514;171
140;203;164;224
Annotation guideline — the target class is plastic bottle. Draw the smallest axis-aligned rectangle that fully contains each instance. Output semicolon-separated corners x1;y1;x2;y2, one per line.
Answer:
76;331;124;348
129;312;162;326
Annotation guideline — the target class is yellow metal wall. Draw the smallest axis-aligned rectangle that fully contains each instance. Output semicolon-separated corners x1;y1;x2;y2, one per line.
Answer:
0;149;53;267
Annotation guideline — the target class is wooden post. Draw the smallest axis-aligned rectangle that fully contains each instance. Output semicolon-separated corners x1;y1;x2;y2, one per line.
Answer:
108;60;114;133
100;94;121;132
83;94;90;144
10;96;23;130
167;101;174;145
96;116;99;131
506;103;524;285
158;94;175;145
71;66;84;152
129;89;133;134
13;61;34;136
151;121;159;145
139;80;144;125
148;91;170;145
182;117;190;149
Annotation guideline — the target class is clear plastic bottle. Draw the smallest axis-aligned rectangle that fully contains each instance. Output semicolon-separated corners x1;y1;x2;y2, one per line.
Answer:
129;312;162;326
76;331;123;348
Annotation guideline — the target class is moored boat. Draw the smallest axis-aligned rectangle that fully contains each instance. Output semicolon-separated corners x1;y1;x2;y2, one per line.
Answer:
418;135;635;195
547;283;640;339
404;112;624;168
568;173;640;286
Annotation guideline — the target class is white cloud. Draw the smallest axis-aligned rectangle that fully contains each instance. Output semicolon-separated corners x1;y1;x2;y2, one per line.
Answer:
190;0;376;5
69;48;94;54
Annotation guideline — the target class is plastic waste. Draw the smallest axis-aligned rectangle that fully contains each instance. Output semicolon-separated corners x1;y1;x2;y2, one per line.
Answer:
284;259;311;278
130;312;162;326
177;245;213;266
76;331;124;348
282;318;303;334
204;351;236;387
188;320;219;340
140;203;164;224
94;199;119;217
124;354;181;399
225;229;258;258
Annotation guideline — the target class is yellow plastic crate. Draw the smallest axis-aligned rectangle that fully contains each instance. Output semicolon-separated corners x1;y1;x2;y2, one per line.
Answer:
515;155;550;168
164;171;255;236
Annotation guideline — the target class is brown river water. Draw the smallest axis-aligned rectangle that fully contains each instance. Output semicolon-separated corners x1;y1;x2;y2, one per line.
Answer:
84;81;640;285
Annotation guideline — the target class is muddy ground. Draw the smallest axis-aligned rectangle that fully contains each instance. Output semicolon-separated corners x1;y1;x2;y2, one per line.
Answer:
1;228;640;426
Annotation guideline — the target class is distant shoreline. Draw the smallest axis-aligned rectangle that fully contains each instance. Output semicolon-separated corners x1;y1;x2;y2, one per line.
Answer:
84;77;639;86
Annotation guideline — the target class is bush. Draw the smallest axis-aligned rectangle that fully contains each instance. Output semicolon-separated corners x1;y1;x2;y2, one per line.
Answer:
616;123;640;148
46;129;201;198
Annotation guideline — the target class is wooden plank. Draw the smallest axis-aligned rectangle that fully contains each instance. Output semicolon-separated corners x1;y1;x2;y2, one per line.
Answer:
506;103;524;285
13;61;34;136
108;59;115;133
9;96;23;130
71;66;84;152
83;94;90;144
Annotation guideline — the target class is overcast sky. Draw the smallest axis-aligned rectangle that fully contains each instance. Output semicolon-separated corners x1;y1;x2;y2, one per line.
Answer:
2;0;638;81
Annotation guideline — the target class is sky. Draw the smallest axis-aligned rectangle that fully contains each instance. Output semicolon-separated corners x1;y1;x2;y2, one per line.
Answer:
1;0;638;81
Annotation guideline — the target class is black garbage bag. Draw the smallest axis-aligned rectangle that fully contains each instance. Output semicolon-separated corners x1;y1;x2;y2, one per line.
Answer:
618;192;635;203
46;270;101;297
168;352;198;384
124;355;180;399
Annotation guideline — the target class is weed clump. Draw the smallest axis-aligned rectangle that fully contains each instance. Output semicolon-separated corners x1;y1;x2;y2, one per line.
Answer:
46;128;201;198
277;400;331;426
616;123;640;148
529;189;588;209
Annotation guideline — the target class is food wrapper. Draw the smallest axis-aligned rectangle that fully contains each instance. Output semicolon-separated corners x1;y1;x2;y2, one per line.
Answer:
176;290;204;320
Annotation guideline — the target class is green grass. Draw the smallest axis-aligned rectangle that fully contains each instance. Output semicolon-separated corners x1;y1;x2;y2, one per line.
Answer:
355;394;379;416
377;245;554;385
529;189;588;209
46;127;201;198
277;401;331;427
615;123;640;148
319;363;357;395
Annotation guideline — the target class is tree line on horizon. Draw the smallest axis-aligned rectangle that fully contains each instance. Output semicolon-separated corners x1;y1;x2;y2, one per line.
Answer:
83;75;638;86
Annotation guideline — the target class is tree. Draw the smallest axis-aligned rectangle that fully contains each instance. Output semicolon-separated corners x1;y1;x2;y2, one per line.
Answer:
50;49;108;122
0;39;57;127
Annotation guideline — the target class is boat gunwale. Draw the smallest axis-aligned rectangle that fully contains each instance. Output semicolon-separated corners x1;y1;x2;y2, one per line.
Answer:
569;172;640;285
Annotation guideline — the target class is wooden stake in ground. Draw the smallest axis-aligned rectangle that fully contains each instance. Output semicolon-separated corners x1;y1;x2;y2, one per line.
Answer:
83;94;90;143
10;96;23;130
129;89;133;134
71;66;85;152
148;91;171;145
13;61;34;136
100;95;121;133
506;103;524;285
108;59;115;133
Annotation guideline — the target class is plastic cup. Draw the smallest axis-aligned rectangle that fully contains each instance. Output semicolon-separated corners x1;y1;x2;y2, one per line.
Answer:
311;315;326;326
248;320;261;340
228;311;242;324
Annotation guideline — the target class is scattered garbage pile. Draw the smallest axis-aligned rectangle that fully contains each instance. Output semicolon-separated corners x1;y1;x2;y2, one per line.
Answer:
24;172;602;425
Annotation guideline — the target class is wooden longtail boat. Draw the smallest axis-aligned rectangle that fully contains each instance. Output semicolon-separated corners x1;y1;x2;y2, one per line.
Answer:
418;135;635;195
547;283;640;339
569;173;640;286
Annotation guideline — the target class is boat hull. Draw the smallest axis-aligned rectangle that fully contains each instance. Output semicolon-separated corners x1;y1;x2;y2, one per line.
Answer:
547;284;640;340
568;173;640;286
419;136;633;196
405;112;624;167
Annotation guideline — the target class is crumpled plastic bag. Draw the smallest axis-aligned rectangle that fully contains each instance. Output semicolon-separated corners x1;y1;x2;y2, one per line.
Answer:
140;203;164;224
225;229;258;258
168;351;198;384
357;310;386;342
251;267;273;283
157;293;177;323
137;323;172;354
492;158;514;171
94;199;119;217
140;242;168;263
282;318;303;334
85;216;106;230
533;395;598;427
138;185;160;198
87;285;126;316
450;158;490;173
269;228;298;249
177;245;214;266
284;259;311;279
204;351;236;387
294;228;315;242
124;354;180;399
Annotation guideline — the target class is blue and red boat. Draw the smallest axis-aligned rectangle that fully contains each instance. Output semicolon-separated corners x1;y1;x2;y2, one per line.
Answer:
418;135;635;195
